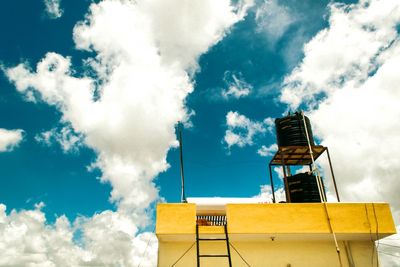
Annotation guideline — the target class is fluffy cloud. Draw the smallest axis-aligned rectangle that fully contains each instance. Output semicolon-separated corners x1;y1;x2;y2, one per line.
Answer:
280;0;400;264
281;0;400;210
221;71;252;99
0;203;86;266
224;111;266;148
254;185;285;203
7;0;251;217
0;203;158;266
5;0;252;265
0;128;24;152
255;0;296;46
35;125;83;153
281;0;400;109
44;0;63;19
263;117;275;133
257;143;277;157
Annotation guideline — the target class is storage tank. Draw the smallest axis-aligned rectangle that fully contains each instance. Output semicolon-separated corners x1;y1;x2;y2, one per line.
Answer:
287;172;323;203
275;112;315;147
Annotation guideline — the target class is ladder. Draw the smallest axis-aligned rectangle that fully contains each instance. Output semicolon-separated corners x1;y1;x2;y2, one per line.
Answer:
196;223;232;267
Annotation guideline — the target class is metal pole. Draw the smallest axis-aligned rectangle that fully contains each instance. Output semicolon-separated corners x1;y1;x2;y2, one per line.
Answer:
280;150;290;203
178;122;187;203
286;165;291;176
326;148;340;202
269;163;276;203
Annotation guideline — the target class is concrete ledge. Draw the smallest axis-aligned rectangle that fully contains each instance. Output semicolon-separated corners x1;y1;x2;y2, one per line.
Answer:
156;203;396;242
226;203;395;237
156;203;196;235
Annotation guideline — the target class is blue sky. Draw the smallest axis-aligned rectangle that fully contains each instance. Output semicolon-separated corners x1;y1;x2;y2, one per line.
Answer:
0;0;399;266
0;0;330;219
0;1;110;217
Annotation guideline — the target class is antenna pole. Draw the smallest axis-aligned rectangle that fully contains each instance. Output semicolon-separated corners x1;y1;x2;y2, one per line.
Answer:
178;122;187;203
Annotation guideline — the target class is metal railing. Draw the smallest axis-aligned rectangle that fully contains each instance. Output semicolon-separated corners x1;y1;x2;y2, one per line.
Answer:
196;215;227;226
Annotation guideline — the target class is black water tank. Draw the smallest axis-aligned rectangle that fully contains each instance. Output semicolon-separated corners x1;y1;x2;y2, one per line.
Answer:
287;172;323;203
275;112;315;147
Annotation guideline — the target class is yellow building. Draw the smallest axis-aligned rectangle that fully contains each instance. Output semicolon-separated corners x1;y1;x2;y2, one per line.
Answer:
160;118;397;266
156;200;396;267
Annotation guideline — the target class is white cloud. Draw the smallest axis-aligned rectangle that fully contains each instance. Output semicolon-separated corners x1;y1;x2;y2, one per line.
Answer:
224;111;266;148
0;128;24;152
280;0;400;110
0;203;158;266
280;1;400;265
263;117;275;133
257;143;277;157
221;71;252;99
7;0;251;217
254;185;285;203
0;203;86;266
273;166;284;180
35;130;53;147
77;210;158;266
44;0;63;19
255;0;296;46
5;0;253;265
35;125;83;153
281;0;400;207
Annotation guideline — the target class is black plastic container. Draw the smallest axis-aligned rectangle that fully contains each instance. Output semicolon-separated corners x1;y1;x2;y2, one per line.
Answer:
287;172;323;203
275;112;315;147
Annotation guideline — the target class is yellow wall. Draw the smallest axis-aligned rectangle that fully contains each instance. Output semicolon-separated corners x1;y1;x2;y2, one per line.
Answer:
156;203;396;239
156;203;395;266
156;203;196;235
226;203;395;236
158;240;379;267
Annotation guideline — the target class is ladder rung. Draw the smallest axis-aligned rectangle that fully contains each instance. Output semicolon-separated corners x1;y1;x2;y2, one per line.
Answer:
199;254;229;257
198;238;226;241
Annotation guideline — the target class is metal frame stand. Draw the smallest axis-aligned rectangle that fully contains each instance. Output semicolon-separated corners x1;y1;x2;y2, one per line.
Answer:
268;146;340;203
